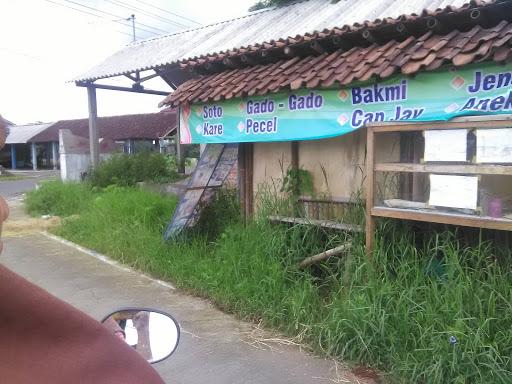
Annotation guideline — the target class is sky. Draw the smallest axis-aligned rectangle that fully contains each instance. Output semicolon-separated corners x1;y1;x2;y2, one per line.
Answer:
0;0;255;125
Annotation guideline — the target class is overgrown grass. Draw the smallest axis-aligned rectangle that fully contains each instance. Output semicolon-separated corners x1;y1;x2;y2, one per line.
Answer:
25;183;512;383
25;181;95;216
87;152;183;187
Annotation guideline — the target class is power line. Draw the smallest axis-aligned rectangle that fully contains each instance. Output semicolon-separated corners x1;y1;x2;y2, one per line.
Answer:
104;0;191;30
42;0;137;38
0;47;42;61
61;0;170;35
135;0;202;26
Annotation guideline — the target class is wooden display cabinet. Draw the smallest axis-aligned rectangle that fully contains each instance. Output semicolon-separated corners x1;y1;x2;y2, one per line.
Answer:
365;116;512;253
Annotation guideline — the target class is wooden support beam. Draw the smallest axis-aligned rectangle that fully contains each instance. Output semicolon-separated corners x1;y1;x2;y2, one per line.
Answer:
291;141;299;170
375;162;512;175
372;207;512;231
367;116;512;133
365;127;376;255
269;215;363;232
238;143;247;222
77;82;170;96
298;242;352;269
245;143;254;219
134;72;160;84
176;109;184;173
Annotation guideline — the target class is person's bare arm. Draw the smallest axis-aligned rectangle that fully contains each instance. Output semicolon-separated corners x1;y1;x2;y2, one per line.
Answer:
0;265;165;384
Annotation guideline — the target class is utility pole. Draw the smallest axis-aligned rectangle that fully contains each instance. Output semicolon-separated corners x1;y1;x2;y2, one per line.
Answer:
128;14;136;42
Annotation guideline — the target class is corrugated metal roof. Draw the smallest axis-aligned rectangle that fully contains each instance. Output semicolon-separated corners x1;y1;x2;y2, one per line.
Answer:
181;0;500;70
75;0;470;82
6;123;54;144
161;21;512;106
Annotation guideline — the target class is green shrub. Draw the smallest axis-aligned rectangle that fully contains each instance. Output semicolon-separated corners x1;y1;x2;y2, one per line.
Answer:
25;180;94;217
87;152;181;187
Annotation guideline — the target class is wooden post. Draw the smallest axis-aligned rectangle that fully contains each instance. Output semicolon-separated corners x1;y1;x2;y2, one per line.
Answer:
10;144;16;170
31;142;37;170
238;143;247;222
176;108;185;173
399;132;414;200
245;143;254;219
365;127;375;255
291;141;299;170
87;85;100;168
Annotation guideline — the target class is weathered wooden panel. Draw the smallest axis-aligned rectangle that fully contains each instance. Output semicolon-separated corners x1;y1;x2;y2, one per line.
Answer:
164;143;238;240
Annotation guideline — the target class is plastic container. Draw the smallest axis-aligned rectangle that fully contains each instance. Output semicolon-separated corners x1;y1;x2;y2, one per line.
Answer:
488;198;503;218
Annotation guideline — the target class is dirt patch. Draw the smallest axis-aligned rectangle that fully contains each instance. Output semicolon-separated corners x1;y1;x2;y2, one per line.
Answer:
4;216;61;236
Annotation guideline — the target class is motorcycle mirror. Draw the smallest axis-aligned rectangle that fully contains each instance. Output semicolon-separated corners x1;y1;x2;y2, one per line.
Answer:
102;308;180;364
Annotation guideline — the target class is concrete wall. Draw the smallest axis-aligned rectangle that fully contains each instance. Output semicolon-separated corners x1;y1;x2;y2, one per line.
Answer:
59;129;116;182
60;153;111;181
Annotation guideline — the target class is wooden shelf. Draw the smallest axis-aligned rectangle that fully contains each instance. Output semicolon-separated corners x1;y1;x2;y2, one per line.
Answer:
367;115;512;133
371;207;512;231
269;215;363;233
365;118;512;253
374;163;512;175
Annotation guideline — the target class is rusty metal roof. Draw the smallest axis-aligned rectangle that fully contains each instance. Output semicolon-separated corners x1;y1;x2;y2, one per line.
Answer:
74;0;472;82
161;18;512;107
30;112;177;143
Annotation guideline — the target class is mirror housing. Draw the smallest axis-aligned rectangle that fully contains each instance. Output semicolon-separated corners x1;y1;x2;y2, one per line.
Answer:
102;308;180;364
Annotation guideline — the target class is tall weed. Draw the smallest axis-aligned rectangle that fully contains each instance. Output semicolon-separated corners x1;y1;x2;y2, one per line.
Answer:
25;181;94;216
87;152;182;187
31;183;512;383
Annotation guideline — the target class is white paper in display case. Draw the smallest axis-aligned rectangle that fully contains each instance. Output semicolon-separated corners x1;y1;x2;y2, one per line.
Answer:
424;129;468;162
429;174;478;210
476;128;512;163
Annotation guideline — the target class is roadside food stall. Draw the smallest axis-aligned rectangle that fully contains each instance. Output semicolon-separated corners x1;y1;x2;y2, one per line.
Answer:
160;0;512;244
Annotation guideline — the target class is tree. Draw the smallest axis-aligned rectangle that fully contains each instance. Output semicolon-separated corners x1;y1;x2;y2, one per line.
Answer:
249;0;296;11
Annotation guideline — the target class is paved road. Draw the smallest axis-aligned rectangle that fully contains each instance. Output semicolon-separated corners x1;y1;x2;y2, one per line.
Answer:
1;199;367;384
0;170;58;198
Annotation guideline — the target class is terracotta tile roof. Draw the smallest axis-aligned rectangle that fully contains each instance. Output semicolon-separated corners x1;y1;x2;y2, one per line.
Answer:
179;0;501;71
161;21;512;107
30;112;177;143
